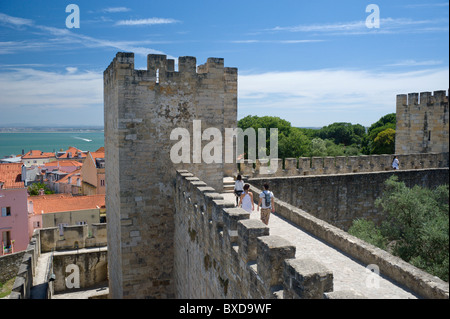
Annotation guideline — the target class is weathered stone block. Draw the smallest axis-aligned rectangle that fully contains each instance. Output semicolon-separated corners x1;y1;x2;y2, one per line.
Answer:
257;235;296;287
237;219;269;263
283;258;333;299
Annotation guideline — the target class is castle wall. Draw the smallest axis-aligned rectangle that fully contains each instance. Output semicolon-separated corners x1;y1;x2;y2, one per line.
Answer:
238;152;449;178
245;185;448;299
249;168;449;231
104;53;237;298
52;248;108;294
396;90;449;154
39;224;107;253
174;170;335;299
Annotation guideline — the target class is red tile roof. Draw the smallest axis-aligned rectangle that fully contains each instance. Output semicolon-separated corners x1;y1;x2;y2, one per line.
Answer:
0;163;24;189
55;169;82;185
43;161;83;174
22;150;55;159
44;161;83;168
56;147;87;159
30;194;105;215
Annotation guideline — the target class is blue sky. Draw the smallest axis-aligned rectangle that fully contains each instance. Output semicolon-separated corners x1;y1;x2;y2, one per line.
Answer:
0;0;448;128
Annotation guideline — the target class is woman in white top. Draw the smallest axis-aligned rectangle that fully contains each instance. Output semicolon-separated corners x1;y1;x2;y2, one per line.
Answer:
234;175;244;206
239;184;254;213
392;156;399;170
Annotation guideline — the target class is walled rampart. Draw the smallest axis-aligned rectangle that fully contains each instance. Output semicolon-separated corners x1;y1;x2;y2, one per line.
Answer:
174;170;347;299
52;247;108;294
249;168;448;231
8;230;40;299
238;152;448;178
104;52;237;298
0;251;28;285
396;90;449;155
40;223;107;253
246;184;449;299
7;225;106;299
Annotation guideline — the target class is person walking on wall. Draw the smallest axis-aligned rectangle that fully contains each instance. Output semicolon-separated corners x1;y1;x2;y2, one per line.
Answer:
234;175;244;206
392;156;400;170
257;183;274;225
239;184;254;213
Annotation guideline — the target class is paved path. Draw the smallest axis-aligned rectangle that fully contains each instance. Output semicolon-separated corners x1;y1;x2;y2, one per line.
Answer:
222;191;419;299
30;252;52;299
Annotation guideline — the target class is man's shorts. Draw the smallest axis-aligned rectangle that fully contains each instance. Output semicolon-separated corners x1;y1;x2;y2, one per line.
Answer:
260;208;271;225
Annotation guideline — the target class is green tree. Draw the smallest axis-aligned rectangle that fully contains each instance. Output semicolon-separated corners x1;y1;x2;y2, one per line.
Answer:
371;128;395;154
368;113;396;133
348;219;387;249
238;115;310;159
317;122;366;146
278;127;311;159
362;113;396;154
309;138;327;157
28;182;54;196
375;176;448;281
349;176;449;281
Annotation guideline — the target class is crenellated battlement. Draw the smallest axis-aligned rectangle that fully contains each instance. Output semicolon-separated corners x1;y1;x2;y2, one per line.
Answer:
104;52;237;86
174;170;336;299
395;89;449;154
397;90;449;108
237;152;449;178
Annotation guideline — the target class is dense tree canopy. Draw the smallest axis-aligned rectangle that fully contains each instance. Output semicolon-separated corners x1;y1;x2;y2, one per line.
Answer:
237;113;397;160
372;128;396;154
362;113;396;154
316;122;366;146
349;176;449;282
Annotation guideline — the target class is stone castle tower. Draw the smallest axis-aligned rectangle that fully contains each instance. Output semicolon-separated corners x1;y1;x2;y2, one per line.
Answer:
395;90;449;154
103;52;237;298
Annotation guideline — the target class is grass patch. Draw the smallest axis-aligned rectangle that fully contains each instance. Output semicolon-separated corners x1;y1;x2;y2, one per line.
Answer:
0;277;16;298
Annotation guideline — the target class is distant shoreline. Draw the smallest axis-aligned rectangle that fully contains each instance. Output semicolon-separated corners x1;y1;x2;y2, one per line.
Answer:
0;131;104;134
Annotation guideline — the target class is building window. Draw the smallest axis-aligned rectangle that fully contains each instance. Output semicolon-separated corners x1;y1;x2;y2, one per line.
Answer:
1;207;11;217
100;180;105;186
33;221;40;228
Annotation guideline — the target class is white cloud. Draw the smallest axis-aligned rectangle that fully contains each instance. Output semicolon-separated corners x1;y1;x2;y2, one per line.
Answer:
102;7;131;13
66;67;78;74
115;18;180;26
230;39;323;44
403;3;449;8
270;17;448;35
0;40;51;54
386;59;443;67
0;68;103;110
238;68;449;126
0;13;175;58
0;12;33;28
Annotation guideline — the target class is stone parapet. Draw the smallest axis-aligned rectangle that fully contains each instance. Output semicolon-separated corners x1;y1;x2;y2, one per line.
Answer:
247;184;449;299
238;152;448;178
174;170;334;299
8;230;41;299
39;224;107;253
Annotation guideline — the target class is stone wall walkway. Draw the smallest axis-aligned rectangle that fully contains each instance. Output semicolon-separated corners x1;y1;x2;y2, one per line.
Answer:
222;191;419;299
30;252;52;299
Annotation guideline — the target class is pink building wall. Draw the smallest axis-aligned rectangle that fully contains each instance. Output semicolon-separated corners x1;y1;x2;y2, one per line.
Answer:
0;187;29;255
